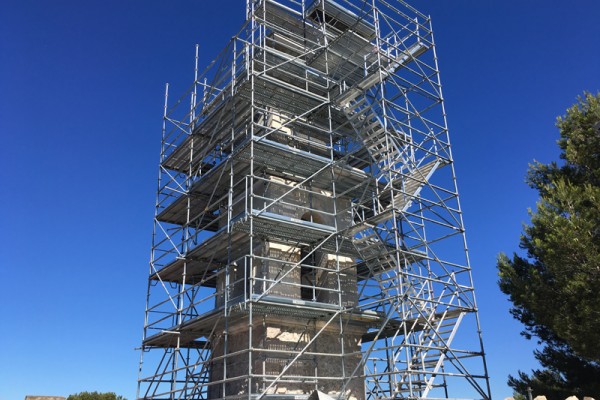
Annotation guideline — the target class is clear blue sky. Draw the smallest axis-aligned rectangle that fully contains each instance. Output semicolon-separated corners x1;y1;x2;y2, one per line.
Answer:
1;1;599;399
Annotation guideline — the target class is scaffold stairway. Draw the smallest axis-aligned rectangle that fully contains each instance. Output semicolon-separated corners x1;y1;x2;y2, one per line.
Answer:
349;157;439;262
333;40;429;108
389;159;439;211
395;309;465;398
341;95;407;178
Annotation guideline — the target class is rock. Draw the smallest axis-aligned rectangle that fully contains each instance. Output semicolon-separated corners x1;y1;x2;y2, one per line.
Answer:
534;396;547;400
25;397;66;400
566;396;579;400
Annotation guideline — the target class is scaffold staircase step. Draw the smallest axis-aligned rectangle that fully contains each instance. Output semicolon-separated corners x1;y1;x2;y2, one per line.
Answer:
347;98;372;121
387;159;440;211
394;381;447;397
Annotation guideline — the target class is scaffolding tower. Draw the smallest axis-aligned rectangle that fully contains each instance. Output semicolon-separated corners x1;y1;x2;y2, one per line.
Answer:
137;1;491;399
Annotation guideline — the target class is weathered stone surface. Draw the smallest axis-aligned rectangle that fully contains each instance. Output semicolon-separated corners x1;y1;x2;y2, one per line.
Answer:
583;397;596;400
566;396;579;400
308;390;336;400
208;317;365;400
209;169;363;399
534;396;548;400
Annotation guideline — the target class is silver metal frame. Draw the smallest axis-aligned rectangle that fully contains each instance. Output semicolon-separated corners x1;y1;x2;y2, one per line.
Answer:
137;1;491;399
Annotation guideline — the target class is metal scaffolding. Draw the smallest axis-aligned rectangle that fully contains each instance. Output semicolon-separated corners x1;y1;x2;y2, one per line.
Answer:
137;0;491;399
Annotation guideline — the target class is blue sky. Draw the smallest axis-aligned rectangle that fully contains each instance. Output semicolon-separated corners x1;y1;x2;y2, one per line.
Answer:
1;1;599;399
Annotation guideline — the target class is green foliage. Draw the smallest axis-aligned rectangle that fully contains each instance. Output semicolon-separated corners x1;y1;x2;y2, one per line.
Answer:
66;392;126;400
497;92;600;398
505;341;600;400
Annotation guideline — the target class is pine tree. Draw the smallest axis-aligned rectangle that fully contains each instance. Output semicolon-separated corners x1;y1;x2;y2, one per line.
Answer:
66;392;126;400
497;92;600;399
